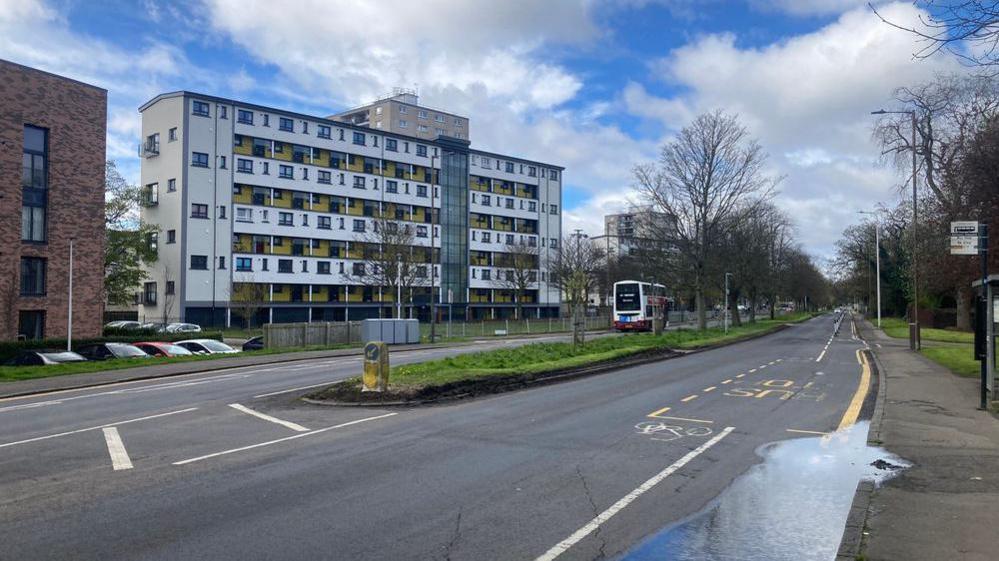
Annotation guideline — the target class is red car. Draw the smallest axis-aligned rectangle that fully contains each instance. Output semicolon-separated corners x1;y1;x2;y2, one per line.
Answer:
133;342;195;358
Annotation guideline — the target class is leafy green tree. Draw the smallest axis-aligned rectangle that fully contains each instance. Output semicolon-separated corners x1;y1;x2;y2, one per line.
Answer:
104;161;158;306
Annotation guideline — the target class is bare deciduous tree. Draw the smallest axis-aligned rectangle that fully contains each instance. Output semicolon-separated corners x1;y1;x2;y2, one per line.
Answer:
872;1;999;66
494;242;539;320
353;216;429;318
550;234;605;346
231;282;269;328
634;110;778;330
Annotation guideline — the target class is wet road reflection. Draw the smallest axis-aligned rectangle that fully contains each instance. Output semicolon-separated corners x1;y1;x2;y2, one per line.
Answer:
618;422;908;561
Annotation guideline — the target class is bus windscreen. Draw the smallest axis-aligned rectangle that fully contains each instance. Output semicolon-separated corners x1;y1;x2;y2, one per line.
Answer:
615;283;641;312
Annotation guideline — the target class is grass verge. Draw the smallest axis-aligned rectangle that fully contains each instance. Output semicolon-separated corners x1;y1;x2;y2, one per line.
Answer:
920;345;980;378
879;317;973;343
310;312;817;403
0;343;357;383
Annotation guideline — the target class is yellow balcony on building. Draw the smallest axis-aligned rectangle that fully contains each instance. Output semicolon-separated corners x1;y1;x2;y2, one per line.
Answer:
496;182;513;195
271;285;292;302
234;142;253;156
346;157;364;173
312;239;330;256
495;220;513;232
495;291;514;303
233;187;254;205
232;234;254;253
346;287;364;303
270;241;293;255
271;194;294;209
310;286;329;302
515;183;533;198
470;289;491;303
272;146;293;162
346;201;364;216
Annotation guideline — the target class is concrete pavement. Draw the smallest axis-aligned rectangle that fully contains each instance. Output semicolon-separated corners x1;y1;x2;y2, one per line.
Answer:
853;320;999;561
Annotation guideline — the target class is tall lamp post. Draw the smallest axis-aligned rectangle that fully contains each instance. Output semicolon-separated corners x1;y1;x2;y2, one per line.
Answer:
724;272;733;333
872;108;920;349
858;210;882;328
67;238;74;351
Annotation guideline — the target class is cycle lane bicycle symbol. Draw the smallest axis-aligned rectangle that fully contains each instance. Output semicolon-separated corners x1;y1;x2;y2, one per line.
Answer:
634;421;713;442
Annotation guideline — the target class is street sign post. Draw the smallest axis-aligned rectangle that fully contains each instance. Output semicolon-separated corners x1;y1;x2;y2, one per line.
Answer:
955;221;991;409
362;341;389;392
951;221;980;255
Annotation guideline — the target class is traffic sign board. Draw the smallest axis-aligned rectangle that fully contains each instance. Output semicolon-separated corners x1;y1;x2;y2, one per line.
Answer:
951;235;979;255
951;221;979;235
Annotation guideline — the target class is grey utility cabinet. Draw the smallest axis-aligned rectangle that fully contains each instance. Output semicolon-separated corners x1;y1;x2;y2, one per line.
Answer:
360;319;420;345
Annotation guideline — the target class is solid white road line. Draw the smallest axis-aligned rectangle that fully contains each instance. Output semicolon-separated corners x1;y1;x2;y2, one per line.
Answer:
173;413;398;466
0;407;198;449
816;348;827;362
102;427;133;471
533;426;735;561
253;380;342;399
229;403;309;432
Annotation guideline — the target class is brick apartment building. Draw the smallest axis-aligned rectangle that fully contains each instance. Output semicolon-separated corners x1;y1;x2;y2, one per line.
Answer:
0;59;106;340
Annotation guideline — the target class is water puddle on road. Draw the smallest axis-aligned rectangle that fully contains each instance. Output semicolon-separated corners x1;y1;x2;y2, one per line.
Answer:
618;422;909;561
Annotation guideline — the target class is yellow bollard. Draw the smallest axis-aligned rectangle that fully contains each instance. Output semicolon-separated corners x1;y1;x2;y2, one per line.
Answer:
362;341;390;392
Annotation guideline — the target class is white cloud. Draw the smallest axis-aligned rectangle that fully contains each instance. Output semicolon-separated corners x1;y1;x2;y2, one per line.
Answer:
628;2;959;257
750;0;874;17
203;0;657;239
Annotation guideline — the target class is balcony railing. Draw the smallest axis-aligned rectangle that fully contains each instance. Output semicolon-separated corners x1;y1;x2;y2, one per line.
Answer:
139;139;160;158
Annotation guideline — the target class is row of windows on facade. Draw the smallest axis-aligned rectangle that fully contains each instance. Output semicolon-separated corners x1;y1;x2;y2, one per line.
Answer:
187;254;437;279
375;103;463;126
225;255;540;285
385;120;455;139
189;99;555;180
229;133;554;187
22;125;47;243
195;100;440;157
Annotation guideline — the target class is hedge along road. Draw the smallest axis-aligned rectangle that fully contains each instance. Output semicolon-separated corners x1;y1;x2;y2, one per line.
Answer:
0;313;869;560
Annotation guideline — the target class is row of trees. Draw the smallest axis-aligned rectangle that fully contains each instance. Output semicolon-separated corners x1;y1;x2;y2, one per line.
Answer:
836;72;999;327
612;111;831;330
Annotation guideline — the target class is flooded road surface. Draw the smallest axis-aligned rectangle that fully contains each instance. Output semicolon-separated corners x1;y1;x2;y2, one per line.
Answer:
618;422;908;561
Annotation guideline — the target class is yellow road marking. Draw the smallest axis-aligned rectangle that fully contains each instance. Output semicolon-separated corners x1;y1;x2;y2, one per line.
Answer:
786;428;829;436
681;395;698;402
650;415;714;424
703;386;717;392
837;350;872;431
647;406;672;418
721;379;733;384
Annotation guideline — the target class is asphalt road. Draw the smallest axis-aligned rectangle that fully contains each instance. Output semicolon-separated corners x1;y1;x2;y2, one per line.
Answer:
0;313;867;560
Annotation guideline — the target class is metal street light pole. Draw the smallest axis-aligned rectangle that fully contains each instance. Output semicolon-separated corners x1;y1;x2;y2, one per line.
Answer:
859;211;882;328
872;108;920;349
67;238;74;351
724;272;732;333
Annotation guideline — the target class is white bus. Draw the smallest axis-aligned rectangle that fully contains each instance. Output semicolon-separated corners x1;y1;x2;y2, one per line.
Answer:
613;280;668;331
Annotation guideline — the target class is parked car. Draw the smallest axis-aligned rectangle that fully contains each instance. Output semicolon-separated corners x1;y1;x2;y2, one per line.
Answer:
139;322;170;332
105;320;143;330
133;342;195;358
5;350;87;366
242;336;264;352
74;342;151;361
165;322;201;334
175;339;240;355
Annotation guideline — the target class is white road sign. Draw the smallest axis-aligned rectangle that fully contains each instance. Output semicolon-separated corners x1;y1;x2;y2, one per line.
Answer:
950;235;979;255
951;221;979;235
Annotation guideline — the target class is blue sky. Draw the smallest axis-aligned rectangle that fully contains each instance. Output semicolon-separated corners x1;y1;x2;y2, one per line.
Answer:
0;0;959;260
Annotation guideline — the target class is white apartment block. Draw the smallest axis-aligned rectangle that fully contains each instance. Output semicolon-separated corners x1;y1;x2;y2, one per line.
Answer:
137;92;562;326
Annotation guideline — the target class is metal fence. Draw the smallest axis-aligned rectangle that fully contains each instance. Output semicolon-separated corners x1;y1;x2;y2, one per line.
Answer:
420;316;612;340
